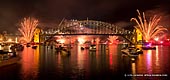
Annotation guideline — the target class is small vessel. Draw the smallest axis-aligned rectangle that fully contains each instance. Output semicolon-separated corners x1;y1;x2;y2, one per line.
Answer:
128;46;143;54
80;47;85;50
60;49;71;56
85;46;90;49
0;50;15;54
142;42;156;50
26;43;31;47
89;45;96;51
121;48;139;62
141;46;156;50
0;51;20;67
32;46;37;49
55;45;64;52
121;49;139;57
136;48;143;54
10;44;24;51
0;56;20;67
16;45;24;51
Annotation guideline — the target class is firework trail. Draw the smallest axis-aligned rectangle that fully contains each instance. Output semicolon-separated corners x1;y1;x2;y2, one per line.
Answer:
131;10;167;42
18;17;38;43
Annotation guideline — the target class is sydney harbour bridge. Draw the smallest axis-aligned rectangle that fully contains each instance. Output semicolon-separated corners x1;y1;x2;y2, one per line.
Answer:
40;19;135;44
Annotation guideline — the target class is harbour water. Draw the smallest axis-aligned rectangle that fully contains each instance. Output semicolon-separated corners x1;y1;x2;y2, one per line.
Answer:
0;44;169;80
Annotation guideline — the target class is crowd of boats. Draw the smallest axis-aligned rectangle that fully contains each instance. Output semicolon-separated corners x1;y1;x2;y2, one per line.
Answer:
0;41;158;67
121;44;156;62
80;44;96;51
0;43;23;67
54;42;157;58
54;43;99;56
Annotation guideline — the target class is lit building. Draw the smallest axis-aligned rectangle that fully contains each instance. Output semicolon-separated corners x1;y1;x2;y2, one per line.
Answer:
34;28;41;43
136;29;142;42
133;29;142;44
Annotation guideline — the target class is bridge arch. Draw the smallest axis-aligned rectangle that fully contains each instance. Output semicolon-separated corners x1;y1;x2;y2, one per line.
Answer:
41;20;134;44
43;20;132;35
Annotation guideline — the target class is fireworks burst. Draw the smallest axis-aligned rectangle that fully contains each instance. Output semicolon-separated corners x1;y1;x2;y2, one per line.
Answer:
107;36;118;43
131;10;167;42
95;38;100;44
18;17;39;43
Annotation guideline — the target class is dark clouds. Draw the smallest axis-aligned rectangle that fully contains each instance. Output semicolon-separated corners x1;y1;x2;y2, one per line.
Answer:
0;0;169;33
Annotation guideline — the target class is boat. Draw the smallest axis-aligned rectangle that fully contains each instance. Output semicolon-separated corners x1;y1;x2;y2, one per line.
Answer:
80;47;85;50
60;49;71;56
0;56;20;67
55;45;71;56
0;51;20;67
0;50;15;54
89;45;96;51
128;47;143;54
26;43;31;47
141;46;156;50
16;45;24;51
136;48;143;54
10;44;24;51
85;46;90;49
55;45;64;52
123;45;143;54
121;48;139;58
32;46;37;49
121;48;139;62
142;42;156;50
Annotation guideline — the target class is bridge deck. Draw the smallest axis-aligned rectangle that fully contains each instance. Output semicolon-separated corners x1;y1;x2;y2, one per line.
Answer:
41;33;131;36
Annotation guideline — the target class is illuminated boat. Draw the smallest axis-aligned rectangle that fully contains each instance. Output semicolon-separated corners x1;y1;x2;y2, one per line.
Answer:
80;47;85;50
121;48;139;57
128;46;143;54
55;45;64;52
32;46;37;49
142;42;156;50
136;48;143;54
141;46;156;50
89;45;96;51
85;46;90;49
121;49;138;63
0;50;15;54
0;51;20;67
60;49;71;56
0;56;20;67
10;44;24;51
26;43;31;47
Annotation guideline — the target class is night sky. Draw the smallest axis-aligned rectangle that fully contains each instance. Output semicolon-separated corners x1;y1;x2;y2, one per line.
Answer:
0;0;169;33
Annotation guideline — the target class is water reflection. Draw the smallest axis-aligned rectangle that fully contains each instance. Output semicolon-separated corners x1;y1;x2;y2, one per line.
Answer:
146;50;152;74
77;45;85;70
108;44;118;70
20;45;39;80
0;44;169;80
131;63;136;80
155;46;159;67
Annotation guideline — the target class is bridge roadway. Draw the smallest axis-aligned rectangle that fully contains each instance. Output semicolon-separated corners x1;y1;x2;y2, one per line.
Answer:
42;33;134;44
41;33;130;36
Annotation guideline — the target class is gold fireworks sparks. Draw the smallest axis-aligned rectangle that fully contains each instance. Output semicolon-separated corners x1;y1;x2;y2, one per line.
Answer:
18;17;39;43
131;10;167;42
107;36;118;43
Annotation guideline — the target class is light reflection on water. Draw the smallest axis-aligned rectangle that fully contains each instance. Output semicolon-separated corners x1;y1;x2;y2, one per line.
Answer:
0;44;169;80
146;50;152;74
20;46;39;80
131;62;136;80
